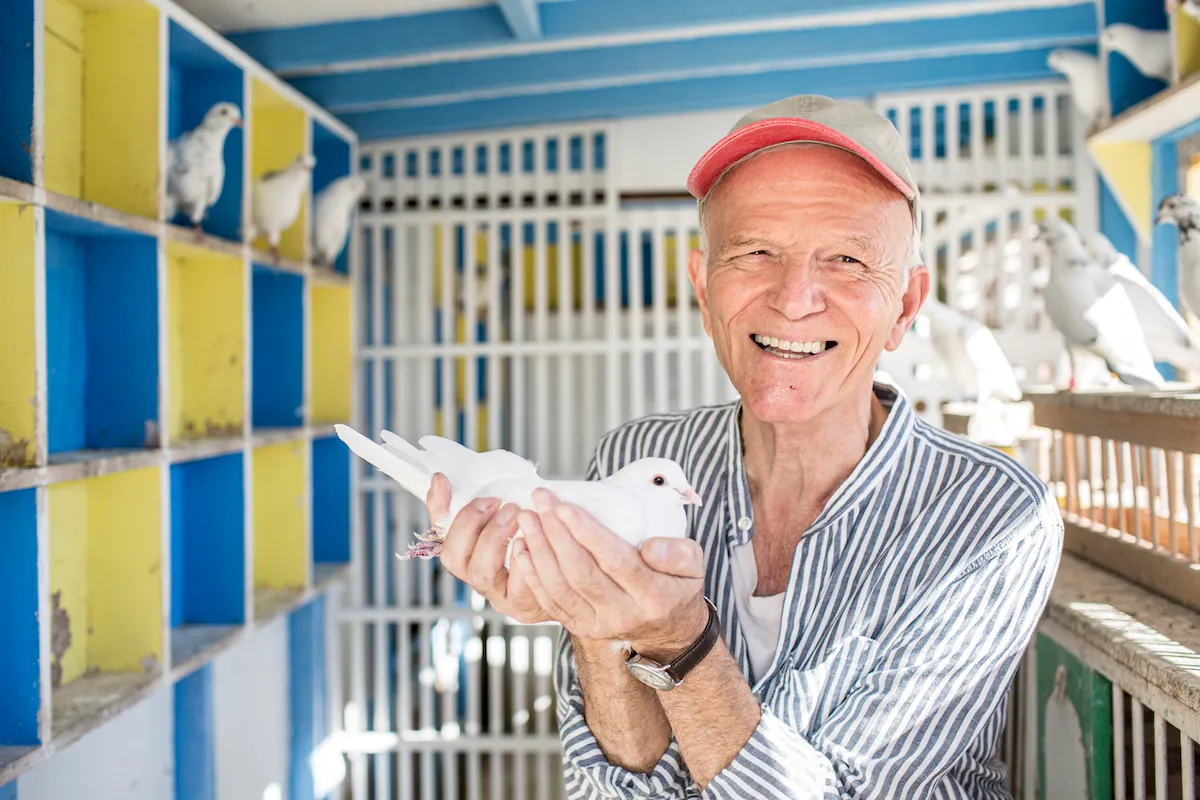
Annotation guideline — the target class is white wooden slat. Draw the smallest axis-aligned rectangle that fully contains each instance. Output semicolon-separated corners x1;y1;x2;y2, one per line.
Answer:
1134;698;1147;800
1116;686;1127;800
511;217;528;458
1153;711;1167;800
676;220;694;412
1184;730;1196;800
557;218;575;477
534;219;551;468
652;213;670;413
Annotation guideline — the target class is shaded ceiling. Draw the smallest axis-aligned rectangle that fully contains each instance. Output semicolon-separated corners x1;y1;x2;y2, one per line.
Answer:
179;0;1100;141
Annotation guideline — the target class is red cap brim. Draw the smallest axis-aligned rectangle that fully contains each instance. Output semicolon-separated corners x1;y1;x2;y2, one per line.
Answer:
686;118;914;201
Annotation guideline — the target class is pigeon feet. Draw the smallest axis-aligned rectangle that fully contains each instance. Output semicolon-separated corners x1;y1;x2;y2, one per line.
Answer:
397;527;446;560
192;223;205;243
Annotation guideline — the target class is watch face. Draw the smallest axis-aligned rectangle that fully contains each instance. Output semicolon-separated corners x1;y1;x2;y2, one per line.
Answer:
627;662;676;692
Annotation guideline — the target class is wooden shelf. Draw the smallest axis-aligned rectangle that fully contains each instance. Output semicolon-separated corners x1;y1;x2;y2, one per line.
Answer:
0;0;359;788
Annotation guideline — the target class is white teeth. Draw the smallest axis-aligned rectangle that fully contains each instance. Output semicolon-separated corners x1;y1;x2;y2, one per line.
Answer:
753;335;829;356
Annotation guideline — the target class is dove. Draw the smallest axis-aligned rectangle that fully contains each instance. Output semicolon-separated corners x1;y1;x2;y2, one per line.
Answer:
333;424;701;563
1167;0;1200;24
1101;23;1172;82
922;298;1022;404
251;153;316;263
164;102;242;240
312;175;366;269
1084;231;1200;377
1035;216;1165;391
1157;193;1200;322
1047;49;1108;134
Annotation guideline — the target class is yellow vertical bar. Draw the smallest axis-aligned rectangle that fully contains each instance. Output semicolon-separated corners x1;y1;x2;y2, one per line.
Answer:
311;285;351;423
0;204;38;466
86;467;163;672
250;79;308;261
253;441;308;589
43;0;84;198
82;3;160;217
48;480;89;687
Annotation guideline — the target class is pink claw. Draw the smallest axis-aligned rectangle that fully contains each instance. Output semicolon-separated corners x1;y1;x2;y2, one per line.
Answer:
397;527;446;560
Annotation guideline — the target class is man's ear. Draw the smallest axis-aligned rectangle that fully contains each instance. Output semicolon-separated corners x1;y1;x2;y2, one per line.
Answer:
885;264;930;351
688;247;713;338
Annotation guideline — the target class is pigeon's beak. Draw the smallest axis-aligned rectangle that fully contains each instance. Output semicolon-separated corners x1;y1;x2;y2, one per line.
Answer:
680;488;703;506
1156;207;1170;224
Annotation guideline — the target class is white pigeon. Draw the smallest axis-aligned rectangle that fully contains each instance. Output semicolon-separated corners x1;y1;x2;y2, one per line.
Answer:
1084;231;1200;377
1157;193;1200;322
164;102;242;239
922;298;1022;404
333;424;701;562
1035;216;1165;391
312;175;366;269
1167;0;1200;24
1047;49;1109;133
1101;23;1172;82
251;153;316;262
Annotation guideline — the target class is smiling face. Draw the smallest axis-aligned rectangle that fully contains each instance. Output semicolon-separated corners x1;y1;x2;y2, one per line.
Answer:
688;143;928;424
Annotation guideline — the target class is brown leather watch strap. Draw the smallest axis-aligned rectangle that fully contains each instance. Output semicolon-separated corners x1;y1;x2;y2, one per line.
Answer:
650;596;721;685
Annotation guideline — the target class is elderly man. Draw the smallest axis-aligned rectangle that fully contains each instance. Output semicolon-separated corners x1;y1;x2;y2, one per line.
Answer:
428;94;1062;798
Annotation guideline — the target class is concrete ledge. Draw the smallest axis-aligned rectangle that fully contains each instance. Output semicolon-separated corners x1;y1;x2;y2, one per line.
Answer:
1042;552;1200;742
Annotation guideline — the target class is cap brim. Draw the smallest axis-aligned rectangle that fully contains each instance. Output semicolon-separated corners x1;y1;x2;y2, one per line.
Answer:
686;118;915;201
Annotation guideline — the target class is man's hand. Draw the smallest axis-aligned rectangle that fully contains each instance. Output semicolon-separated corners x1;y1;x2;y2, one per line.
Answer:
426;473;551;624
509;488;707;655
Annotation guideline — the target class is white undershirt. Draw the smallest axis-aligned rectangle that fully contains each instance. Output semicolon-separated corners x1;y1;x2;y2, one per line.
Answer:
729;541;786;683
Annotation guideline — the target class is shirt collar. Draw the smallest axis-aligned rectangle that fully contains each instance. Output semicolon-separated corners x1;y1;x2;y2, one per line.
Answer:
724;382;916;545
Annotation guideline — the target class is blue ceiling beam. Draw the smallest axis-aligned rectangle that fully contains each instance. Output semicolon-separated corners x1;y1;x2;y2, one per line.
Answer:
226;0;1095;76
288;5;1096;113
497;0;542;40
340;45;1079;140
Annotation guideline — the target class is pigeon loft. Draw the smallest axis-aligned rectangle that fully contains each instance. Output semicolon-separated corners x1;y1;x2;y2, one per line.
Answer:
1105;2;1172;117
252;440;310;621
42;0;160;219
250;78;311;265
167;19;245;242
46;467;165;740
0;0;356;784
167;240;246;444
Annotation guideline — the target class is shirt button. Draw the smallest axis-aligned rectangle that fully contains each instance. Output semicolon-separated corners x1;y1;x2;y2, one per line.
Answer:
738;516;752;531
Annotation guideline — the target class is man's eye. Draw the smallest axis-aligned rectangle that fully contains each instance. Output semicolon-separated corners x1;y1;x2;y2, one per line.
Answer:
833;255;862;264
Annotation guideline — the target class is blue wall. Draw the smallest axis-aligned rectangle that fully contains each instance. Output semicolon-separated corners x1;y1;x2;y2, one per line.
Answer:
0;0;34;183
0;489;40;748
252;267;305;428
170;455;246;627
174;667;216;800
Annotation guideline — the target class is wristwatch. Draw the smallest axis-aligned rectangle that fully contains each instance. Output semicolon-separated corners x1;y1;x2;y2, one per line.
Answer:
624;597;720;691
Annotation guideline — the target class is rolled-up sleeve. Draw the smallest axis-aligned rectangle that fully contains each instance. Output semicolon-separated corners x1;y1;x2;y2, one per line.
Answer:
703;493;1062;799
556;631;695;799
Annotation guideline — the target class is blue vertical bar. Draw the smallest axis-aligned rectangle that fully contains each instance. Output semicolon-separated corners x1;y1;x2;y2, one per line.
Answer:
0;488;40;747
289;596;328;800
175;666;216;800
1152;135;1181;382
0;780;16;800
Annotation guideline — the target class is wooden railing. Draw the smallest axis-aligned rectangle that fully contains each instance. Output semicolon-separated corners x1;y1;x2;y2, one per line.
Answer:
1027;389;1200;614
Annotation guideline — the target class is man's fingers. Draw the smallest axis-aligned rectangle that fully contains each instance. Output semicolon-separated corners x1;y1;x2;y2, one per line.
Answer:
517;510;595;628
464;502;520;591
426;472;451;528
555;504;666;596
535;499;631;605
439;496;499;580
639;536;705;580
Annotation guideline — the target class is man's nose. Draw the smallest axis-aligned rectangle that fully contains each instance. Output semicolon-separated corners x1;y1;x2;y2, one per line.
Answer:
765;262;825;320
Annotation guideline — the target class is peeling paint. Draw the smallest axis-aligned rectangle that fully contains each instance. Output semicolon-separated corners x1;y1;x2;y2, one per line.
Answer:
50;590;72;690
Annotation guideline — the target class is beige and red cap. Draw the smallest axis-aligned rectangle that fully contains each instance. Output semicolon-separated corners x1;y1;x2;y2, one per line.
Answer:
686;94;921;235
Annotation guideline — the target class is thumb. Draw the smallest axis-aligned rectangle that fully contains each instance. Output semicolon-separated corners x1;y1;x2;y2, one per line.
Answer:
640;537;704;579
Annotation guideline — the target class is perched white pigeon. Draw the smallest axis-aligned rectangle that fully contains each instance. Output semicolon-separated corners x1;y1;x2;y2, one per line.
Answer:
1084;231;1200;377
1157;193;1200;322
164;102;242;239
312;175;366;269
251;153;316;262
1048;49;1109;133
333;424;701;562
1101;23;1172;82
1035;216;1165;391
922;298;1022;404
1167;0;1200;24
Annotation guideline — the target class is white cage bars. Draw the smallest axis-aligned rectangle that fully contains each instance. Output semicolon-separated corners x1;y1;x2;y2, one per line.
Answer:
344;79;1093;800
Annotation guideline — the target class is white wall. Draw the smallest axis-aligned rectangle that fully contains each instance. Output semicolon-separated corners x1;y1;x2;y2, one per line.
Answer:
213;616;291;800
19;684;174;800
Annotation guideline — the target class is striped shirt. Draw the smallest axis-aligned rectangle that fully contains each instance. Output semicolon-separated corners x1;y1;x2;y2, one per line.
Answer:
554;382;1062;799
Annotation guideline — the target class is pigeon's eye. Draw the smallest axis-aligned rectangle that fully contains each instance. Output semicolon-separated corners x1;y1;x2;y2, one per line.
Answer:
652;475;666;486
